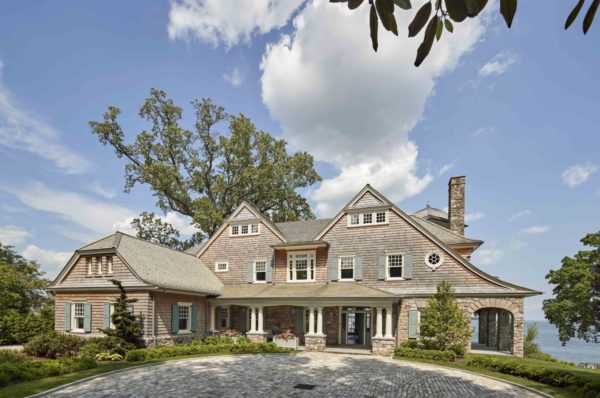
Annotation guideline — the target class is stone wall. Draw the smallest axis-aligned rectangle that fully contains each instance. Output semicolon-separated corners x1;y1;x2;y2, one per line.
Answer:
372;337;395;357
305;335;326;351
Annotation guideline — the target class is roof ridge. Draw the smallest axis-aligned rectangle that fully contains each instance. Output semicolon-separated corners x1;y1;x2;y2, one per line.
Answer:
79;232;120;250
114;231;203;259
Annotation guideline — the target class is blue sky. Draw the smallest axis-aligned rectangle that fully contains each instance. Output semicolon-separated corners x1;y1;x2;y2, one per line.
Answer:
0;1;598;321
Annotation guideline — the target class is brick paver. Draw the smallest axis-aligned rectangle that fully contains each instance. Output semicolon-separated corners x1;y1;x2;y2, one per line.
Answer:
39;352;546;397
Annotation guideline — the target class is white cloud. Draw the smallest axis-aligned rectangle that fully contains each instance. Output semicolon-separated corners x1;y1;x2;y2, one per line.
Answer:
260;0;487;216
0;225;31;245
0;61;91;174
508;209;531;223
438;163;454;176
561;162;598;188
87;180;117;199
465;211;485;222
478;51;518;77
113;211;201;238
223;66;244;87
167;0;305;48
22;244;71;277
471;126;495;138
2;182;135;241
519;225;550;235
474;247;503;265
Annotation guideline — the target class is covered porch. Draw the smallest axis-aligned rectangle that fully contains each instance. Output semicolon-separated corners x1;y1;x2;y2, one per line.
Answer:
208;283;398;356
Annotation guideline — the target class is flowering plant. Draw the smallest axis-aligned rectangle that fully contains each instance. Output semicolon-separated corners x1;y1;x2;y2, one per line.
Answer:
273;330;296;340
220;329;241;337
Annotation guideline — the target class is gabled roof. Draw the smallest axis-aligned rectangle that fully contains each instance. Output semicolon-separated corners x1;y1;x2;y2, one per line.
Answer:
184;242;205;256
50;232;223;295
275;219;332;243
413;205;449;222
410;216;483;248
313;184;539;296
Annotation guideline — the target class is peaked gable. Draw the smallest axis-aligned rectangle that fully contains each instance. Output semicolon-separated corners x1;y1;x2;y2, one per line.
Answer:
349;191;385;208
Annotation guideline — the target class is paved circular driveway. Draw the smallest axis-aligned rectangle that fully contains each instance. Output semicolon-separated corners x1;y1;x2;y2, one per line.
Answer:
40;353;546;398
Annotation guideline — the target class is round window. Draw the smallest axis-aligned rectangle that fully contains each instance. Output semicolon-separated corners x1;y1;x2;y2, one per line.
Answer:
425;252;444;270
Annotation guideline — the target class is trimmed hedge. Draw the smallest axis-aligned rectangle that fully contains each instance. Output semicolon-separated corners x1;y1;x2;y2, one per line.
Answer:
394;347;456;362
0;350;96;387
125;342;290;362
466;355;600;398
23;332;84;359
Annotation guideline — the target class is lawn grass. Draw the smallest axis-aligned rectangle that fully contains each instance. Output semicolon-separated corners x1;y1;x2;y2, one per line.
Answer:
0;352;294;398
395;354;596;398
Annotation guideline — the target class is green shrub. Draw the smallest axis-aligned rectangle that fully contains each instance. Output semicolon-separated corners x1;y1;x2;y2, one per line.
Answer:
394;347;456;362
79;342;102;358
0;306;54;345
23;331;84;359
95;352;123;361
465;355;600;398
399;340;418;349
83;336;136;356
237;336;251;344
0;350;96;387
125;342;290;362
202;335;234;345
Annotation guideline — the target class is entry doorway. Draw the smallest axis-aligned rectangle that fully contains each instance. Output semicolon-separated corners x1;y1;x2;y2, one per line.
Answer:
341;307;372;347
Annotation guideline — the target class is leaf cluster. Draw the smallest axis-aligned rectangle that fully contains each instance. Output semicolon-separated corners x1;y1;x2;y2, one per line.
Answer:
130;211;201;250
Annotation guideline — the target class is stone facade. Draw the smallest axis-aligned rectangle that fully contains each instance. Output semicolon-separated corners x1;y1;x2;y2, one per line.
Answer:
372;337;395;357
448;176;465;236
305;335;326;351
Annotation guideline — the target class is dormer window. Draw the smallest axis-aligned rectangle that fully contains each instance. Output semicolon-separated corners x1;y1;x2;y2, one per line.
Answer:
230;223;260;237
96;257;103;274
347;210;388;227
87;257;92;275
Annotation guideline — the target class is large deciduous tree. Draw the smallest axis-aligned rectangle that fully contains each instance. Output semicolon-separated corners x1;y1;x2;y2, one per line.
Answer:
330;0;598;66
543;231;600;344
130;212;201;250
90;89;321;239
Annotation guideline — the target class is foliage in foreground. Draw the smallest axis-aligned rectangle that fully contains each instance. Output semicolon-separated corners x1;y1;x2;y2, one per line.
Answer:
100;280;143;347
466;355;600;398
0;350;96;388
23;331;134;359
394;346;456;362
419;281;471;355
0;306;54;345
125;341;290;362
543;231;600;344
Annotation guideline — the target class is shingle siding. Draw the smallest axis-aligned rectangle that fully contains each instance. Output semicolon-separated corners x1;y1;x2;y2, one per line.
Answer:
58;254;140;288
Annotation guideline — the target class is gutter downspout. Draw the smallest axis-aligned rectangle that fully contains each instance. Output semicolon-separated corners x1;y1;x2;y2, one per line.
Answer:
152;294;157;347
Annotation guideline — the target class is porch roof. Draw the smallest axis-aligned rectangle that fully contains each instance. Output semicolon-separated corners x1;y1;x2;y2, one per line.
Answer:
216;282;397;300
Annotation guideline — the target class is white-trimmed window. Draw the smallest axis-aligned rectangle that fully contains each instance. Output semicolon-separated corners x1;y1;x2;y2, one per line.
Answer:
339;256;355;280
386;254;403;279
107;256;113;273
219;307;229;329
215;262;228;272
96;257;103;274
287;251;316;282
72;302;86;332
254;260;267;282
425;251;444;270
230;223;260;236
86;257;92;275
347;210;388;227
178;303;191;333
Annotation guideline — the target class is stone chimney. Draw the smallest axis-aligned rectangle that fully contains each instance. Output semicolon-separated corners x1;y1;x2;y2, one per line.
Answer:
448;176;465;236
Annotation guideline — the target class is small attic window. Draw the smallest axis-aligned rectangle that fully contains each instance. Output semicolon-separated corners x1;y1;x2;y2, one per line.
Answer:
347;210;388;227
230;223;260;237
425;251;444;270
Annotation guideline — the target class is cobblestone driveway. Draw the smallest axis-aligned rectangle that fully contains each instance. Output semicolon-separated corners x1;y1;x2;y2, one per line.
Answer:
39;353;546;398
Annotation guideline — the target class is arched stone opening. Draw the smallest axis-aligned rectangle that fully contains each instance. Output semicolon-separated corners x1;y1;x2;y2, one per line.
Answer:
473;308;514;353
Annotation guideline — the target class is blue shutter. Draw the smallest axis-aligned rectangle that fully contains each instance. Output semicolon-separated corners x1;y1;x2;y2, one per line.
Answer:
294;307;304;335
83;303;92;333
171;304;179;333
330;257;338;281
247;261;254;283
355;256;363;280
190;305;198;332
408;309;419;339
403;254;413;279
64;303;71;331
266;257;273;283
378;256;386;280
103;303;111;329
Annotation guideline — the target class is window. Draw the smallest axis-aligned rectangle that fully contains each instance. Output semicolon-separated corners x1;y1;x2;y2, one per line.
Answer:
425;252;444;270
107;256;113;273
87;258;92;275
72;303;85;332
339;256;355;280
219;307;229;329
347;211;388;227
254;261;267;282
215;262;228;272
387;254;403;279
96;257;103;274
287;251;316;282
230;223;260;236
178;304;191;333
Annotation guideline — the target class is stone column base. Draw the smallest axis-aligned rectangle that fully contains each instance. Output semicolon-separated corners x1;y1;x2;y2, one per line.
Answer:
305;334;326;351
246;332;267;343
372;337;396;357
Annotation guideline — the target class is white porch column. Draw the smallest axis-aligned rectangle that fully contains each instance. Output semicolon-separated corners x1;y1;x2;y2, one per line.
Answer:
316;307;324;335
384;307;393;338
209;305;216;331
375;307;383;338
307;307;315;335
250;307;257;333
257;306;264;333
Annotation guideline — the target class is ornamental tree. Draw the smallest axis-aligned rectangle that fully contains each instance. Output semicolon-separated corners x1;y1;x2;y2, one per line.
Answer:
101;279;143;346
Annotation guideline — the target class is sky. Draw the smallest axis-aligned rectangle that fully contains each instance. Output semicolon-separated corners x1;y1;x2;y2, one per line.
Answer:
0;1;599;320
